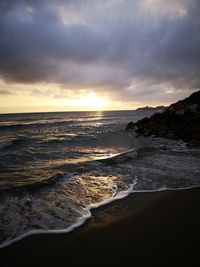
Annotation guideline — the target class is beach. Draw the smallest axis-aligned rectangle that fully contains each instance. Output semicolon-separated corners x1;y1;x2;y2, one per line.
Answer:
1;186;200;266
1;1;200;265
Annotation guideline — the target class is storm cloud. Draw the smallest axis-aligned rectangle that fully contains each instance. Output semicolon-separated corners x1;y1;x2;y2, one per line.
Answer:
0;0;200;102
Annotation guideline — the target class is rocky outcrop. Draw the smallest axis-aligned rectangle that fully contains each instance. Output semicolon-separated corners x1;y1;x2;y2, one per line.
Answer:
126;90;200;146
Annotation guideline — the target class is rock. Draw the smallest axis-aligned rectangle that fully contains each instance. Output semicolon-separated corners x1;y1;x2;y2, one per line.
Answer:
125;90;200;146
125;121;135;130
175;110;184;115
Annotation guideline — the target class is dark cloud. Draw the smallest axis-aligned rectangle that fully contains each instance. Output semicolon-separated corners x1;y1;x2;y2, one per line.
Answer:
0;0;200;102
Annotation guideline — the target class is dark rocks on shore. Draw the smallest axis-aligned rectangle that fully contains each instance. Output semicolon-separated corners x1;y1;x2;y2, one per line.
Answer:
125;121;135;130
126;90;200;146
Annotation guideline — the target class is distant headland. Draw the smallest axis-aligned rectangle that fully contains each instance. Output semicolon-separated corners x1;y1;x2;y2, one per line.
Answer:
135;106;166;112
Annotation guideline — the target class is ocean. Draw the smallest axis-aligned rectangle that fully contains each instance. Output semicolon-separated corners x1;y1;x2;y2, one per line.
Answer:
0;110;200;248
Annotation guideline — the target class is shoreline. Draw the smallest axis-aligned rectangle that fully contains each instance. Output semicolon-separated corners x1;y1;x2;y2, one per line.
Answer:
1;186;200;266
0;184;199;250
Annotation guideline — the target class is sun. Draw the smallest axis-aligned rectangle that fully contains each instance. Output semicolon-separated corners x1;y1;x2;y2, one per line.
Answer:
76;92;109;110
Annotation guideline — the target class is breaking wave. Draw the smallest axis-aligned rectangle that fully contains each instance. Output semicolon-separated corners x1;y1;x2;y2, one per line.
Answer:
0;110;200;250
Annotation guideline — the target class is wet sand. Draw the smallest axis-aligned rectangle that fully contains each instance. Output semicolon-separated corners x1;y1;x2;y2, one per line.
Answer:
0;187;200;266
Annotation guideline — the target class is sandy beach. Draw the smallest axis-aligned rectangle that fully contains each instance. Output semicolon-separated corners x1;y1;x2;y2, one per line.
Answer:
0;186;200;266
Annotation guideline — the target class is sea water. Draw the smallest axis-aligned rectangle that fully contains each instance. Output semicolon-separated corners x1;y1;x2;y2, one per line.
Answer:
0;110;200;248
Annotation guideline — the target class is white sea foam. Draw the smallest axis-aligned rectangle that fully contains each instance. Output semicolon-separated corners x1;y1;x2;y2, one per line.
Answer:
1;110;200;251
1;179;199;250
0;179;137;250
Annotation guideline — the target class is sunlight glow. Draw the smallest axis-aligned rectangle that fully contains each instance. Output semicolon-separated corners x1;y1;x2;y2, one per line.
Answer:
74;92;109;110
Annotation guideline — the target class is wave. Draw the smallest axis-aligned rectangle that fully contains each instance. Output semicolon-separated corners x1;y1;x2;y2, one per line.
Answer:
0;139;199;250
0;120;69;130
0;117;109;130
0;141;14;150
97;142;200;165
0;172;65;195
0;137;39;151
0;179;137;249
0;145;177;192
0;182;199;250
40;137;78;145
97;146;160;164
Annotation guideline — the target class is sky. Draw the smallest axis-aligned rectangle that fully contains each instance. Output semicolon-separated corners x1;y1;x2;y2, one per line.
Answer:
0;0;200;113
